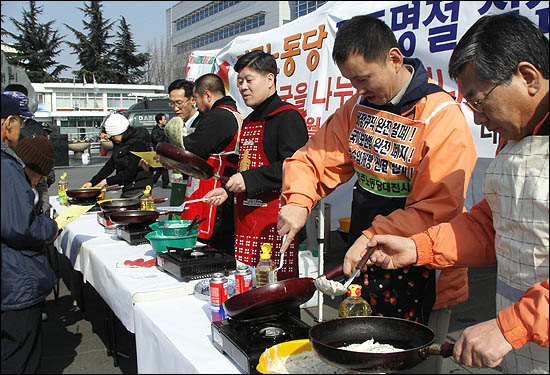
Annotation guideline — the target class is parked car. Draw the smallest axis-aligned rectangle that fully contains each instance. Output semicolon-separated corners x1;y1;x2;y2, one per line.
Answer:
120;98;176;133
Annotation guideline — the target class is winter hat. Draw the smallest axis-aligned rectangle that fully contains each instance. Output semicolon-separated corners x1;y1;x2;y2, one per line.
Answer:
103;113;129;136
1;93;22;118
14;136;54;176
2;91;33;118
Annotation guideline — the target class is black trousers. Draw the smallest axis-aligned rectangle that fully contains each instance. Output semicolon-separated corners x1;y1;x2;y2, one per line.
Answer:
1;304;43;374
153;168;169;186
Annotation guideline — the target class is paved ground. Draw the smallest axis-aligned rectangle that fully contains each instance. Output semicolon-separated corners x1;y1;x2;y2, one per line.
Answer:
36;155;504;374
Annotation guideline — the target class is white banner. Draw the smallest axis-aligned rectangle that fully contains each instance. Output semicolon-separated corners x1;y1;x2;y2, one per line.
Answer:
185;48;220;82
187;1;549;227
188;1;548;158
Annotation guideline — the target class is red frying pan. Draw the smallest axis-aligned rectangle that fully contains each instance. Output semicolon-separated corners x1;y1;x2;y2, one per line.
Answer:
156;142;229;183
66;185;122;200
223;266;343;320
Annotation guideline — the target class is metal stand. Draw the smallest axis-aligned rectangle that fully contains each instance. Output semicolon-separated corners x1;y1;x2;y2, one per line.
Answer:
316;200;325;322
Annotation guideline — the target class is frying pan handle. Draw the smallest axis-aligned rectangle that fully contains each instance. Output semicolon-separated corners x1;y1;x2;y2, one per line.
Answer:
424;343;455;358
356;250;371;271
218;175;229;184
105;185;122;191
154;197;168;204
323;264;343;280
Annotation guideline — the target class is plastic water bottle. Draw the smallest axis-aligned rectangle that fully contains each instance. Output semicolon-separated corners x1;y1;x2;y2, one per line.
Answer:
81;149;90;165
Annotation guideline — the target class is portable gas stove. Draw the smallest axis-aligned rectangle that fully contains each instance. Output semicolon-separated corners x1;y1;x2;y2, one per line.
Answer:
68;197;101;212
97;212;118;233
156;246;236;282
116;224;152;246
211;311;310;373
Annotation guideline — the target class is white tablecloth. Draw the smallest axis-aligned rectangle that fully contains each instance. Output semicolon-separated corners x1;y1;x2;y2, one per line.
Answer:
134;296;242;374
50;197;211;333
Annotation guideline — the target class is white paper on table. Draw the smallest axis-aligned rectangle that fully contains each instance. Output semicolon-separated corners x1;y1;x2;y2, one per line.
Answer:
55;204;95;228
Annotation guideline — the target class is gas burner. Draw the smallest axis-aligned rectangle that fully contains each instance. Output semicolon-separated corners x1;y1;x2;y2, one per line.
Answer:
258;326;286;339
212;312;310;373
116;225;152;246
156;246;236;282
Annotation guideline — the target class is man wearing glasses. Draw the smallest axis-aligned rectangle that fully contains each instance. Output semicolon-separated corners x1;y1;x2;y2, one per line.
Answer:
277;15;477;373
357;13;548;373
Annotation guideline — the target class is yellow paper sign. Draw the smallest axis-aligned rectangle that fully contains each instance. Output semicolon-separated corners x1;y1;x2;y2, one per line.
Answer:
131;151;163;168
55;204;95;229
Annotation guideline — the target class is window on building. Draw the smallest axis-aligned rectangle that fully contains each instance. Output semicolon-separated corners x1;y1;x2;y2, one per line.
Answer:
175;12;266;55
57;92;72;109
173;1;241;31
295;1;327;18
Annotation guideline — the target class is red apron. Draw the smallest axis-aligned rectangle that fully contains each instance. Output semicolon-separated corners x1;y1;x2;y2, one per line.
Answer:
181;105;242;240
234;104;300;280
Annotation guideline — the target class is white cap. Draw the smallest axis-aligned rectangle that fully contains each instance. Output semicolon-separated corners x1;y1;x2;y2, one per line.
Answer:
104;113;129;136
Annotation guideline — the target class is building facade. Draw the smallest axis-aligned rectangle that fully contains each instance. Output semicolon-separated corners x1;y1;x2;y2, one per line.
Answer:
166;1;327;79
31;82;166;142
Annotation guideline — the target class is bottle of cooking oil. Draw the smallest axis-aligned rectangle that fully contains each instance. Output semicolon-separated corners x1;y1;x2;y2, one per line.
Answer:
58;172;69;205
255;243;275;287
338;284;372;317
140;185;154;211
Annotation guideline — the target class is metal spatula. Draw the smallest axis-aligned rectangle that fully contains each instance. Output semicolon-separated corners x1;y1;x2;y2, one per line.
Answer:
268;235;286;284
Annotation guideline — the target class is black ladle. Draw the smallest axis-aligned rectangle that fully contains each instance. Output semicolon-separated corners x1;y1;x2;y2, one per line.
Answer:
185;217;206;235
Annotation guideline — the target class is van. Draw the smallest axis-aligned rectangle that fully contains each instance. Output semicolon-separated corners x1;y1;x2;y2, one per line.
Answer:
121;98;176;133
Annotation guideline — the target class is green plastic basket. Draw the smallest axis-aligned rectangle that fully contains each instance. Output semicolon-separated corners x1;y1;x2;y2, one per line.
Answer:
145;228;199;253
149;220;192;237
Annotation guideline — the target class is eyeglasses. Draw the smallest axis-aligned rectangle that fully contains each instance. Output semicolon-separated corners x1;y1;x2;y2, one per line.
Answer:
464;83;499;113
168;98;191;108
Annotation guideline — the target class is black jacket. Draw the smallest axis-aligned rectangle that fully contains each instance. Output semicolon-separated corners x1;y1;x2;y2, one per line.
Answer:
151;124;169;150
183;96;240;161
90;127;155;192
242;93;308;197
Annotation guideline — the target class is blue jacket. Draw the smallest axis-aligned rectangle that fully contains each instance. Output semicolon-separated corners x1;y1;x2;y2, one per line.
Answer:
1;142;57;311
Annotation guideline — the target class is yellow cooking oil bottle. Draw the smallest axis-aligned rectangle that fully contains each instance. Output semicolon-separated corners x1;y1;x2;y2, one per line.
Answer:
140;185;154;210
58;172;69;205
338;284;372;318
255;243;275;287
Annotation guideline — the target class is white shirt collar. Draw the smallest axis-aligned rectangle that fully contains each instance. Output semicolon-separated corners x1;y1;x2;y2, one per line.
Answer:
185;111;199;128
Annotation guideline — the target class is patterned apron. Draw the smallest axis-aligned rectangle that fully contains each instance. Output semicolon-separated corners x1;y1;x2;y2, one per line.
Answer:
234;105;300;280
483;135;549;373
348;101;452;323
181;106;242;240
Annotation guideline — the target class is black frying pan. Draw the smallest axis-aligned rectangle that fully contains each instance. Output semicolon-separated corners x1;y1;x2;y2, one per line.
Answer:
108;208;190;226
223;266;343;320
99;197;168;214
309;316;454;373
156;142;229;183
66;185;121;200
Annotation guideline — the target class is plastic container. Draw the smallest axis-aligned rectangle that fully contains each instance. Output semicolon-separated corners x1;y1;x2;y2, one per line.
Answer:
338;217;351;233
140;185;154;211
149;220;192;236
145;228;199;253
338;284;372;318
255;243;275;287
58;172;69;205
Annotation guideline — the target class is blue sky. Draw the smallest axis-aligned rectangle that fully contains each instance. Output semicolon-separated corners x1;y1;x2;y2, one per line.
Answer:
1;1;178;78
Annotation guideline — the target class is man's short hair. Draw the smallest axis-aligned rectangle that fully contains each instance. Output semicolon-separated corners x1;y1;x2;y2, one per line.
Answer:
332;15;399;66
4;83;28;96
194;73;225;96
155;113;165;123
234;50;278;85
167;79;194;98
449;13;549;83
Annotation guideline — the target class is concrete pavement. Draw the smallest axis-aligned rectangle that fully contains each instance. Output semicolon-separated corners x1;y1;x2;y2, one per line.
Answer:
36;157;504;374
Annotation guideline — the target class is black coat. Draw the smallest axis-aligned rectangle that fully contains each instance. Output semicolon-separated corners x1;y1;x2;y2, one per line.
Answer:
241;93;309;197
90;127;155;193
151;124;169;150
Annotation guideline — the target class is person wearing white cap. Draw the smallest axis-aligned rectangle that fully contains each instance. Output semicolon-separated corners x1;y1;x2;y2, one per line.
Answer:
81;112;155;198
